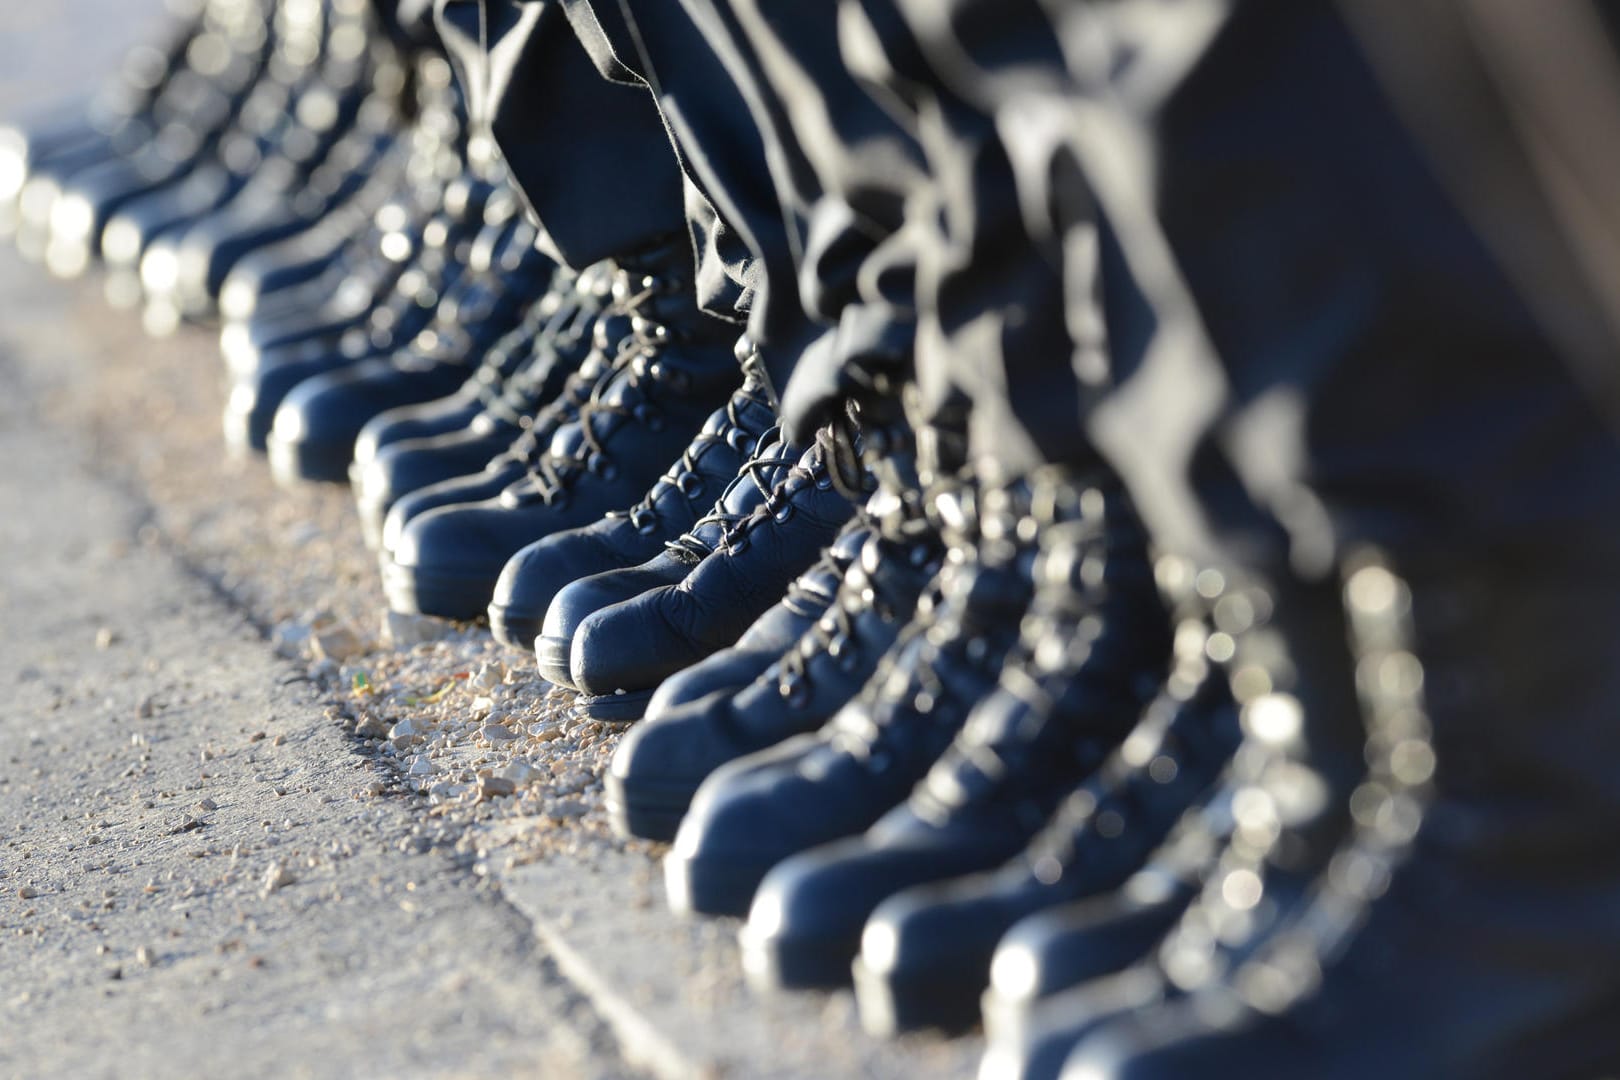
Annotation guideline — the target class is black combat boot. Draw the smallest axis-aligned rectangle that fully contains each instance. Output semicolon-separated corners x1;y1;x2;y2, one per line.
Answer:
531;428;804;704
605;410;944;842
220;173;498;453
736;469;1173;992
973;569;1369;1080
489;344;780;649
265;212;554;483
98;6;412;302
380;244;742;621
1062;551;1620;1080
979;773;1242;1049
20;0;275;269
564;433;857;717
637;526;866;724
662;475;1035;919
0;0;215;238
139;12;404;321
352;266;576;474
351;264;605;548
851;621;1241;1034
374;283;637;559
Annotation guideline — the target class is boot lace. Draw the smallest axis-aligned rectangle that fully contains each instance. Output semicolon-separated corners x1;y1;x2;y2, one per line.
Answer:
607;372;774;534
663;427;800;563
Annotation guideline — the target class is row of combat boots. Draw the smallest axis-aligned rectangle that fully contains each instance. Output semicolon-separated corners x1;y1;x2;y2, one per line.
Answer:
7;2;1620;1079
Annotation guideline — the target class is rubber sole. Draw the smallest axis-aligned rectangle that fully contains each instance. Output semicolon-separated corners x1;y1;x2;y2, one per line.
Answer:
663;847;775;918
572;687;655;723
852;954;983;1037
530;633;574;685
604;770;695;843
380;557;497;622
487;607;542;655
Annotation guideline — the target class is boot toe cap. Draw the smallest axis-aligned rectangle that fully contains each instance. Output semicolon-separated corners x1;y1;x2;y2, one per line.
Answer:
568;581;710;695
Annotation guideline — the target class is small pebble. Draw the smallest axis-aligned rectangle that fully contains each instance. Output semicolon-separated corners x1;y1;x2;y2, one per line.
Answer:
354;714;389;739
311;624;366;663
261;861;295;896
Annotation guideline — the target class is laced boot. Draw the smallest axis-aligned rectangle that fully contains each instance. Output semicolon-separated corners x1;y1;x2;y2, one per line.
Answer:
373;277;633;559
602;520;874;841
564;433;858;716
530;427;802;699
0;0;214;239
381;243;743;620
735;468;1171;992
48;0;362;281
143;5;406;321
221;174;495;454
350;266;602;548
979;793;1233;1048
99;5;412;302
221;160;493;377
350;267;578;466
16;0;274;266
967;569;1368;1080
637;526;867;723
605;405;947;842
265;212;553;484
221;172;491;378
861;608;1237;1036
490;345;781;650
663;475;1036;918
212;43;468;327
1063;549;1620;1080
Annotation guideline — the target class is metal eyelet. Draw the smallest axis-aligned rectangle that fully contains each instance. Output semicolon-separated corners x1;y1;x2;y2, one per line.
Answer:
779;671;810;707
